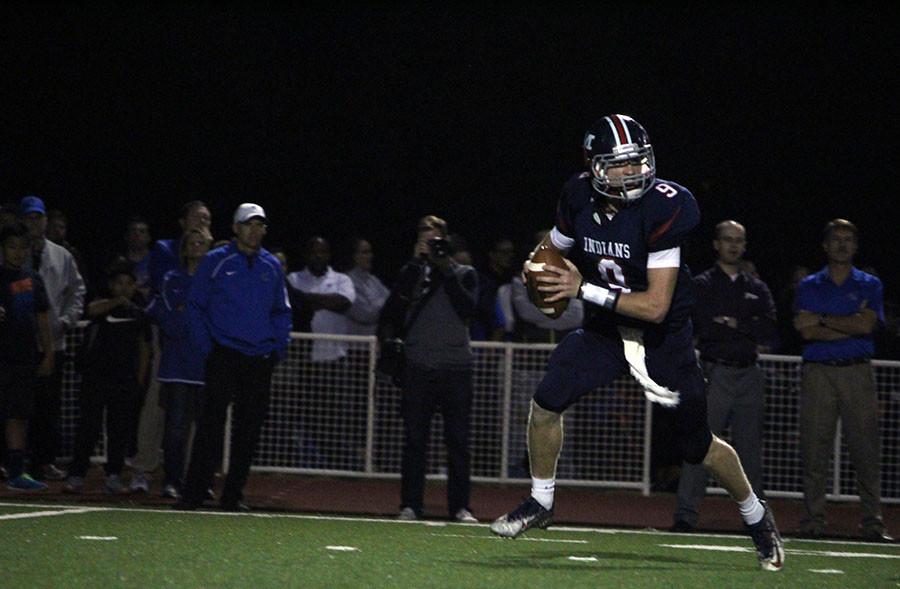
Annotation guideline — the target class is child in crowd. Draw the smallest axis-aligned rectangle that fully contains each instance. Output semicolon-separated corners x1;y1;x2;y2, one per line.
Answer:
146;227;212;499
0;222;55;491
64;258;151;494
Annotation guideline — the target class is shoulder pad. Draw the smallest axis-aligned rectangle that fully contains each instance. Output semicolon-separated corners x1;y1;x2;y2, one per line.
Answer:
643;179;700;251
556;173;594;236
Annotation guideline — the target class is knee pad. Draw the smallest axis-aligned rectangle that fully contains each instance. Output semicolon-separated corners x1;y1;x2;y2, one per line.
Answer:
681;425;713;465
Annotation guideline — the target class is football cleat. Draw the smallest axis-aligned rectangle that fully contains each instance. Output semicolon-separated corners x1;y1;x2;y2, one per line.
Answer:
746;501;785;572
490;497;553;539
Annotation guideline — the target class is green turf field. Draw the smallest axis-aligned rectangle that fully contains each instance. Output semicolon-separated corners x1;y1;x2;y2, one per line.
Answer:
1;501;897;588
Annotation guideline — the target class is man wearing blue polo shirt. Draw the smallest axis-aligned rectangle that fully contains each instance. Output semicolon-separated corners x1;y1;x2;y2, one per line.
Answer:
175;203;291;512
794;219;892;542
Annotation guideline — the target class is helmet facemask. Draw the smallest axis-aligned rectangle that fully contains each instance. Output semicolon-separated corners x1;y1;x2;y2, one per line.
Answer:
590;144;656;204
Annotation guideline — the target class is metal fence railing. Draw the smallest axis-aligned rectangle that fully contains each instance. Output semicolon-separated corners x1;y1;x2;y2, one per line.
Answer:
61;328;900;503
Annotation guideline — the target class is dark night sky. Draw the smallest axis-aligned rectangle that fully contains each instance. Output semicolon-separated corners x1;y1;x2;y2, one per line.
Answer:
1;4;897;297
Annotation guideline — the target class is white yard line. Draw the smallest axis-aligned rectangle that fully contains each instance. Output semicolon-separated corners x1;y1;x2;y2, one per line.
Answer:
660;543;900;559
788;549;900;559
432;533;588;544
0;501;898;554
0;507;99;521
552;524;900;549
661;544;750;553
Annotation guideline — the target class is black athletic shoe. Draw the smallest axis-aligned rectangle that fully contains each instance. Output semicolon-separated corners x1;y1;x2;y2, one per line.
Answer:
172;500;199;512
861;526;895;543
490;497;553;539
220;501;251;513
746;501;785;572
670;520;695;533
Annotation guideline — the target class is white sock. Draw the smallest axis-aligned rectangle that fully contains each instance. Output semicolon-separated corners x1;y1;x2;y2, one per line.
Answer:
738;491;765;525
531;477;555;510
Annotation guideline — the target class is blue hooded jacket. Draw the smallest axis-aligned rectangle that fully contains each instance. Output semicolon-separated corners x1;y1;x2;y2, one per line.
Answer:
188;241;292;360
146;268;206;384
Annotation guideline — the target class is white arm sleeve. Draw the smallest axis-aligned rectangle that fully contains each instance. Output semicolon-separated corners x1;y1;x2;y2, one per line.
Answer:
647;246;680;269
549;227;574;252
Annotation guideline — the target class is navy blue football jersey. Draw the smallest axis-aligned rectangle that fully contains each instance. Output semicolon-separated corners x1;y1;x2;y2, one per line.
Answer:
553;172;699;330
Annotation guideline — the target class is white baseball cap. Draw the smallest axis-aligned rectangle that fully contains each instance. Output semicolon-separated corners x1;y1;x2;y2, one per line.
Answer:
233;203;268;224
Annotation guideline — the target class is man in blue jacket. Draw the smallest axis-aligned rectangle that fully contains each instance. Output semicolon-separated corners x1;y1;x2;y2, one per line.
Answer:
175;203;291;512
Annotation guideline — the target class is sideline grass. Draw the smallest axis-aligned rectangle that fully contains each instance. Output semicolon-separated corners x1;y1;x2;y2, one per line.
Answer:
1;503;898;588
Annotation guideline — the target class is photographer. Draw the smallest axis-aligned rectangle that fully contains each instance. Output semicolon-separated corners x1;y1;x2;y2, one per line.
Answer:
377;215;479;523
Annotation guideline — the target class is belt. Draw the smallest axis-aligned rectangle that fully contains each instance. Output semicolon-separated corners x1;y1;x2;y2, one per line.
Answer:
805;357;870;367
701;356;756;368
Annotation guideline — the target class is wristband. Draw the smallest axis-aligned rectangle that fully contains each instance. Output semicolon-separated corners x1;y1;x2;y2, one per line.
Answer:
579;282;620;311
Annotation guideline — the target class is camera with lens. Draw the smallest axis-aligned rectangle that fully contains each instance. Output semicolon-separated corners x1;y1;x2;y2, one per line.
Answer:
427;237;453;259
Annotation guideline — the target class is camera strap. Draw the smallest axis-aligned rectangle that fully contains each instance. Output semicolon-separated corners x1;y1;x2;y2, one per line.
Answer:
399;267;441;337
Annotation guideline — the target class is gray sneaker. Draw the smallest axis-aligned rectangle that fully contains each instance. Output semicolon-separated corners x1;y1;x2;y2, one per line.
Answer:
105;474;127;494
454;508;478;523
397;507;420;521
62;476;85;494
161;484;180;500
130;472;149;493
42;464;67;481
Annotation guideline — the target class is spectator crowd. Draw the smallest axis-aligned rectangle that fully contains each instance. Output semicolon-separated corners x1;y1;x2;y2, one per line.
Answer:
0;195;896;540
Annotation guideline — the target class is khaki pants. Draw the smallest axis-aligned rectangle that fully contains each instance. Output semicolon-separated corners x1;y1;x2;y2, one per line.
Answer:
675;362;765;526
133;327;165;474
800;361;882;528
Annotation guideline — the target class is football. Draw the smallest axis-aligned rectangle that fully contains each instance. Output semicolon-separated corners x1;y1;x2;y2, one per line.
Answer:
524;245;570;319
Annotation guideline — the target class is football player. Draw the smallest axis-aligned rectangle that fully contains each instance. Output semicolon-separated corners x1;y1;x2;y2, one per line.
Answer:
490;114;784;572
